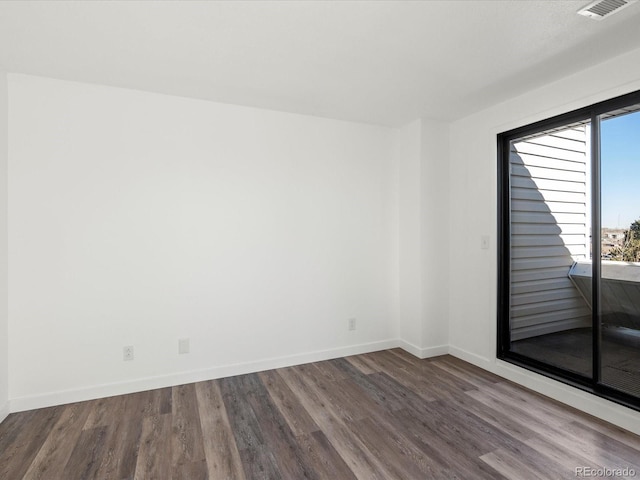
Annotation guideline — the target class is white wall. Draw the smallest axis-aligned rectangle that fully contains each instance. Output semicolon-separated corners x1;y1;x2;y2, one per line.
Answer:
6;48;640;435
0;72;8;422
448;45;640;435
7;74;397;409
394;120;423;353
394;119;450;358
420;119;449;352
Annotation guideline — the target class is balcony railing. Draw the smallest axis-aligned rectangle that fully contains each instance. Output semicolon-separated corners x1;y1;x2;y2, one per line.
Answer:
569;259;640;330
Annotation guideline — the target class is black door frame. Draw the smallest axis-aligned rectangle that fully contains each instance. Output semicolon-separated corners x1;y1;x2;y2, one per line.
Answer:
497;89;640;412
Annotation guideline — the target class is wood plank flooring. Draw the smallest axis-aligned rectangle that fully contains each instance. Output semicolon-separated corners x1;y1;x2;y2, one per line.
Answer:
1;349;640;479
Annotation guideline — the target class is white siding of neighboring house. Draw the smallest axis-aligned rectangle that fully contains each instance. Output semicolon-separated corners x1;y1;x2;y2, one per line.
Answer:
510;126;591;341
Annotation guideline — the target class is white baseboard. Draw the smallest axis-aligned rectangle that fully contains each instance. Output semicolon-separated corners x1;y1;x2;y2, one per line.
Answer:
9;339;399;413
447;345;492;370
398;340;448;359
448;344;640;437
10;339;640;438
494;360;640;436
0;401;9;424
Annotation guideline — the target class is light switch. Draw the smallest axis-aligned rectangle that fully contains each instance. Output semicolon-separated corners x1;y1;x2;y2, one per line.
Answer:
481;235;490;250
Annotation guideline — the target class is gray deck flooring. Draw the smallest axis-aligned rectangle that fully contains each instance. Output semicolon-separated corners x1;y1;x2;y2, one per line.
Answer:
512;326;640;396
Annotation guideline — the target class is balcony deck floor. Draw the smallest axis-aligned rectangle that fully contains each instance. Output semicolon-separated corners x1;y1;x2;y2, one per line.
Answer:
512;326;640;397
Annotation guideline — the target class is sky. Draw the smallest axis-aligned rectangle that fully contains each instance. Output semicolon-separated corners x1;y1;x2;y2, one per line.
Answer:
601;110;640;229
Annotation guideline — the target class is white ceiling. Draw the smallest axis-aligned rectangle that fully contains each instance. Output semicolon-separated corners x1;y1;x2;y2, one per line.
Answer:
1;1;640;126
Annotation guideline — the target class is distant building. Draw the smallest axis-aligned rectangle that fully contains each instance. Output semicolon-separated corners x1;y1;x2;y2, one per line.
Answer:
601;227;626;258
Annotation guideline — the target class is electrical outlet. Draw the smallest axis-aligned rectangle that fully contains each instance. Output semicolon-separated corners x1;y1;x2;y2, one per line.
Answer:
348;318;357;331
178;338;190;354
123;345;134;361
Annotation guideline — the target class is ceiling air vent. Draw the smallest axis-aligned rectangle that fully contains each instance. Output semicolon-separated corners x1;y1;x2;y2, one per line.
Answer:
578;0;638;20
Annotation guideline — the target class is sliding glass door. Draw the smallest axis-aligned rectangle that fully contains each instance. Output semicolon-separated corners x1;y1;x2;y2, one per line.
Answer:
599;106;640;398
506;120;593;378
498;90;640;410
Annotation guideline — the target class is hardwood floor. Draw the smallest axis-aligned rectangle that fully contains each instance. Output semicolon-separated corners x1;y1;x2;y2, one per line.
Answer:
2;349;640;479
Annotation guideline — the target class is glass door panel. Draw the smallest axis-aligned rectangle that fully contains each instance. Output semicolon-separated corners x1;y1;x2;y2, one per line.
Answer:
508;121;593;378
599;106;640;396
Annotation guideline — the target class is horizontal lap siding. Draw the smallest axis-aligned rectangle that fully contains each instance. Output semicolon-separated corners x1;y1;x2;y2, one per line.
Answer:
511;176;586;193
513;212;586;225
512;245;586;258
512;234;588;247
510;127;591;341
511;188;586;203
512;223;587;235
512;199;586;214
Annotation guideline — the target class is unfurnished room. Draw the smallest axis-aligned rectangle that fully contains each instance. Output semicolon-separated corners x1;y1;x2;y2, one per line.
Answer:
1;1;640;479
